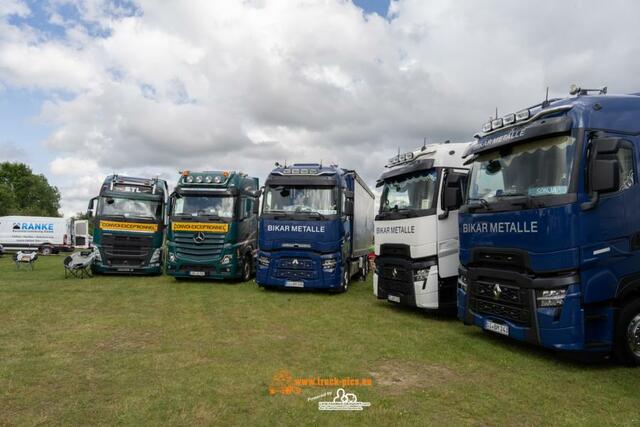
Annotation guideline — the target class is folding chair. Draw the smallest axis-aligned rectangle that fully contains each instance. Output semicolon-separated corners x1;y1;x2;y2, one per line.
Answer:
64;250;96;279
14;251;38;270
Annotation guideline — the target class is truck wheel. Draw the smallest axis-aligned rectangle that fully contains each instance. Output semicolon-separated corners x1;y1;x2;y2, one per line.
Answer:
614;298;640;366
241;254;252;282
360;257;368;281
40;246;53;256
339;265;350;293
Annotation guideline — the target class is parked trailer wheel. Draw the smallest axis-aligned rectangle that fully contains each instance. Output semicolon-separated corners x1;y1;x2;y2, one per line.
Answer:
614;298;640;366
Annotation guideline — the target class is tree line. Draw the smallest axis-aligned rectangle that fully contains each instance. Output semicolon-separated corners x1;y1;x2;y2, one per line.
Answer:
0;162;62;217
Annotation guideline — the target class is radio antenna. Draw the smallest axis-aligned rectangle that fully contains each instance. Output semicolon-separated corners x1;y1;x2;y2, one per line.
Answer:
542;86;550;108
422;137;427;150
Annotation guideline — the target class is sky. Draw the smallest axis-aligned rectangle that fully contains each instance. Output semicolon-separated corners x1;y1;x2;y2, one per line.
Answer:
1;0;640;216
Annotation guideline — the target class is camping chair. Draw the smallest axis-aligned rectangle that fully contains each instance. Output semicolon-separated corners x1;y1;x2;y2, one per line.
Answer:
14;251;38;270
63;250;96;279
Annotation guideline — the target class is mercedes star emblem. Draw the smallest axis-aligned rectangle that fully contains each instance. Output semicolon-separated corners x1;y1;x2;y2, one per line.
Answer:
392;267;398;278
193;232;206;243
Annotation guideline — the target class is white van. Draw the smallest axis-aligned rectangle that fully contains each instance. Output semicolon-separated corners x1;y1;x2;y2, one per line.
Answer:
0;216;90;255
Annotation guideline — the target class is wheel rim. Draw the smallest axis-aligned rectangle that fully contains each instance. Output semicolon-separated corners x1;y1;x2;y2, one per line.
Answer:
627;313;640;357
243;259;250;280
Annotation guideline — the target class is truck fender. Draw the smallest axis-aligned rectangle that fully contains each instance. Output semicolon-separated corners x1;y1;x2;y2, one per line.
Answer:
616;272;640;303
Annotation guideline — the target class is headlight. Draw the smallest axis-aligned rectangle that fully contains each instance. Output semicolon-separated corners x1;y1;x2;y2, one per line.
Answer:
413;268;429;281
221;254;232;265
258;256;270;267
458;270;468;292
149;248;162;263
322;258;337;270
169;253;176;263
536;288;567;308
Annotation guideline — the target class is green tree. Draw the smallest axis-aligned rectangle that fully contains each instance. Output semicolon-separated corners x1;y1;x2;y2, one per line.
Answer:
0;162;61;217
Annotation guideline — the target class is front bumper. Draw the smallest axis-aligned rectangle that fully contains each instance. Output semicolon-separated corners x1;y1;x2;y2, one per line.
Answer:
458;265;594;351
166;256;240;280
91;261;162;275
374;267;441;309
255;250;342;290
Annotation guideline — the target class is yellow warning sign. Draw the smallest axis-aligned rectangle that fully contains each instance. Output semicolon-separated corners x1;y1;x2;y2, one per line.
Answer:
171;222;229;233
99;220;158;233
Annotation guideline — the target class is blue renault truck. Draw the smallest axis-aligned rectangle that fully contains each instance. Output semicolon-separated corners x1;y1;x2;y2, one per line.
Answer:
256;163;375;292
88;175;168;274
457;85;640;365
165;170;260;280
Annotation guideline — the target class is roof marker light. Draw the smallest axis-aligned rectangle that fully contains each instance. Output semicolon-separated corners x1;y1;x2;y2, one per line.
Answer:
482;122;492;133
213;176;222;183
515;109;530;121
503;113;516;125
195;176;203;183
205;176;213;183
186;176;194;183
491;118;503;129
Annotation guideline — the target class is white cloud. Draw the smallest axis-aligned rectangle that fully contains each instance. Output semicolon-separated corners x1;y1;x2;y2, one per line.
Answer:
1;0;640;216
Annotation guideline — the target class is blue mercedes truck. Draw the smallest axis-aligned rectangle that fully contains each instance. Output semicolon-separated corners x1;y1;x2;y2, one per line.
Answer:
457;86;640;365
256;163;375;292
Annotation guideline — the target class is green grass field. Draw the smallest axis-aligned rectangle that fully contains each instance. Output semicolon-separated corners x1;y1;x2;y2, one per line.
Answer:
1;255;639;426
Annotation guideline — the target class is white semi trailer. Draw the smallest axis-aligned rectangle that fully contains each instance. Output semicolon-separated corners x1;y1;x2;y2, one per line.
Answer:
0;216;90;255
373;141;472;311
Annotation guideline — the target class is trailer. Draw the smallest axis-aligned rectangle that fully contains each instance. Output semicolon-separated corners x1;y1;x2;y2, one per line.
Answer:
0;216;90;255
256;163;375;292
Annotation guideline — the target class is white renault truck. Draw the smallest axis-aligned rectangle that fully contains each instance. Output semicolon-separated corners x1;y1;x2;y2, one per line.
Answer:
373;141;472;311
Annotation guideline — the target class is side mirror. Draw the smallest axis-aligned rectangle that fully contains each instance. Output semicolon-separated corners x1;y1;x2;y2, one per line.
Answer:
591;159;620;193
86;197;97;218
581;137;624;211
252;201;260;215
443;187;461;211
344;199;354;216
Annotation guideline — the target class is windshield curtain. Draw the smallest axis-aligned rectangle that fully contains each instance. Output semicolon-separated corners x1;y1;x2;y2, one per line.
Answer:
263;186;338;215
380;169;438;212
99;196;162;220
469;135;576;202
172;195;235;219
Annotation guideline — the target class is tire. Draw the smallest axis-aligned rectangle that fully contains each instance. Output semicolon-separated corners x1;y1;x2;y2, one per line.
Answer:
614;298;640;366
40;246;53;256
334;264;349;293
360;257;369;281
240;254;252;282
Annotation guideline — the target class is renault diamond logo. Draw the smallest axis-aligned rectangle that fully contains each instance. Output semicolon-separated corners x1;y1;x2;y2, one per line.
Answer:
392;267;398;279
493;283;502;299
193;232;206;243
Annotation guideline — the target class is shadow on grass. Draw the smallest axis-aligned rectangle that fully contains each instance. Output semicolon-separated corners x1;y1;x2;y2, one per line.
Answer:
459;326;619;370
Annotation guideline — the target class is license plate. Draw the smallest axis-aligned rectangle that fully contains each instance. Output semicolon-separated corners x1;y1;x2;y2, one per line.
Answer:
189;271;206;277
485;320;509;336
388;295;401;303
285;280;304;288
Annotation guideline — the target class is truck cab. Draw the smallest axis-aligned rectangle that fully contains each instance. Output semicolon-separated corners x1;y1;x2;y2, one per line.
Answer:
165;171;260;280
458;87;640;365
374;142;470;310
256;163;374;292
88;175;167;275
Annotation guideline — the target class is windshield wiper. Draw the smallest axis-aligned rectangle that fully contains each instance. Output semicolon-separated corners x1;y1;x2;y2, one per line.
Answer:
496;192;527;198
467;198;492;211
305;211;326;220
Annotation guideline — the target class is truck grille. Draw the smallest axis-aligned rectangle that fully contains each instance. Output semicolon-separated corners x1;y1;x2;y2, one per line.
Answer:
102;234;153;267
380;264;412;282
469;276;531;326
275;257;317;279
174;232;225;261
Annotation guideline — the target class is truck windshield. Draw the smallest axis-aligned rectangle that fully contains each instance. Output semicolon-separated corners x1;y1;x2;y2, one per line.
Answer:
469;135;576;206
264;186;337;215
172;195;235;219
380;169;438;213
99;197;162;220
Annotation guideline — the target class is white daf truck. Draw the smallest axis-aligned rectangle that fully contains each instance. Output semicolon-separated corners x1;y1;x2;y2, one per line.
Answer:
373;141;472;311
